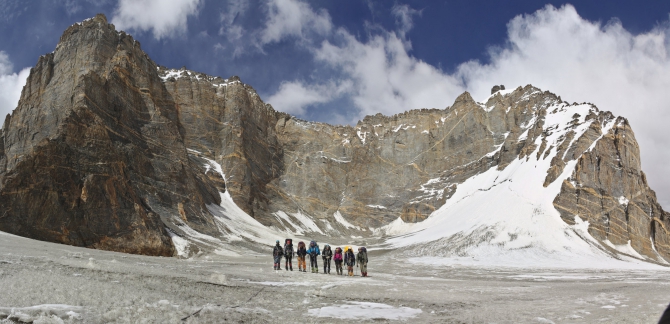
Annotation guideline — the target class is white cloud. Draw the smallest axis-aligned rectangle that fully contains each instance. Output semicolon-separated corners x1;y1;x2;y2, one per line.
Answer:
259;0;332;45
391;4;421;43
111;0;202;39
264;4;670;207
267;80;352;115
313;30;463;119
0;52;30;128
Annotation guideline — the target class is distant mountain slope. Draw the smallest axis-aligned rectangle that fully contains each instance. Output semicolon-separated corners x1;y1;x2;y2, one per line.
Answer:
0;15;668;265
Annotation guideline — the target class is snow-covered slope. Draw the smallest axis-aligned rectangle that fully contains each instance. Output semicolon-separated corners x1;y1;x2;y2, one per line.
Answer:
375;91;666;268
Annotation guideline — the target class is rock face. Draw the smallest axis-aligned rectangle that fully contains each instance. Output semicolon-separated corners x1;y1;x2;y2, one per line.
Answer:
0;15;223;256
161;63;669;262
1;15;668;262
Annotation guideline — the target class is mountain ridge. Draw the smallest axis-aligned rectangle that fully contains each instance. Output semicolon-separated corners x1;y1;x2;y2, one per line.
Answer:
0;14;668;266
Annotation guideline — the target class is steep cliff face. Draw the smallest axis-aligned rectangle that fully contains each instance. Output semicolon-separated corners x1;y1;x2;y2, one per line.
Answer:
553;117;670;261
0;14;223;256
159;69;285;224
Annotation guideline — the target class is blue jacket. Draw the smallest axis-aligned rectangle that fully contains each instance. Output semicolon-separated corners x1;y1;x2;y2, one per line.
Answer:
306;244;320;256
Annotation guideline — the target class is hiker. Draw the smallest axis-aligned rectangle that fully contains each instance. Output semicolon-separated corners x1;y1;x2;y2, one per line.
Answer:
306;240;321;273
333;247;343;275
284;238;294;271
357;246;369;277
344;246;356;276
272;240;284;270
297;241;307;272
322;244;333;274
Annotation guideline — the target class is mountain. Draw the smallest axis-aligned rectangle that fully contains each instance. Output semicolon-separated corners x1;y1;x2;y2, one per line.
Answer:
0;15;668;266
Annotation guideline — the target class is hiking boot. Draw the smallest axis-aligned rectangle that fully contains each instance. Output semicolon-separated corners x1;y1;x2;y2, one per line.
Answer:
290;266;293;271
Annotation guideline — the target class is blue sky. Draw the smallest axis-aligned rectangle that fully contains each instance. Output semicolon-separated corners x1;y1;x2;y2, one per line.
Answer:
1;0;670;207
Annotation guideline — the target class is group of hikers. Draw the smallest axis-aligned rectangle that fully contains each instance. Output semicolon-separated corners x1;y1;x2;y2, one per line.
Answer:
272;239;369;277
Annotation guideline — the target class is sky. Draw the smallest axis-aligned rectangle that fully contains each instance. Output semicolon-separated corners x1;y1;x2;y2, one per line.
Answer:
1;0;670;208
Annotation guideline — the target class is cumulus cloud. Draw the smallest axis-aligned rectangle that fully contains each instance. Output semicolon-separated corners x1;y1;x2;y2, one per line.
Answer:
267;80;352;115
0;52;30;128
259;0;332;45
111;0;202;39
264;3;670;206
313;30;462;119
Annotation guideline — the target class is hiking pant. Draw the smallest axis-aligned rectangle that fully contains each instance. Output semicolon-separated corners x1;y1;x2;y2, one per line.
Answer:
323;258;331;273
309;254;318;271
347;265;354;276
298;256;306;271
284;255;293;270
273;256;282;269
360;262;367;276
335;261;343;275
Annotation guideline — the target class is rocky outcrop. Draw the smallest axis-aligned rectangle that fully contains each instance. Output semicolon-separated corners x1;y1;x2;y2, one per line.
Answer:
553;117;670;261
491;85;505;94
0;14;223;256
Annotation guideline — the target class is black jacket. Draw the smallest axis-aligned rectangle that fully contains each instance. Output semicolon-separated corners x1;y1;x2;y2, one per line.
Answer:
273;244;284;257
284;244;294;257
344;251;356;266
322;247;333;260
297;245;307;257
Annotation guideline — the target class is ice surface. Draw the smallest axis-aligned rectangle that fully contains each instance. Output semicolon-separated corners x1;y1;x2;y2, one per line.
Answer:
308;302;422;320
1;229;669;323
0;304;83;323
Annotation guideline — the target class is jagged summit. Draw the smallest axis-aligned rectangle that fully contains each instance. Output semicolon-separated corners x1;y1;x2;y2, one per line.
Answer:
0;16;668;266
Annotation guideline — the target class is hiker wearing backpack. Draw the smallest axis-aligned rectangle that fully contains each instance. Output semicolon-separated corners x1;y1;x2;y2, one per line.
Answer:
297;241;307;272
272;240;284;270
306;240;321;273
284;239;294;271
357;246;369;277
333;247;343;275
344;247;356;276
322;245;333;274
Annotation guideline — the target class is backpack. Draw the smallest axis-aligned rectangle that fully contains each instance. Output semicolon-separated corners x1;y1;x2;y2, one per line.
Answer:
297;241;306;256
345;250;355;266
333;248;343;261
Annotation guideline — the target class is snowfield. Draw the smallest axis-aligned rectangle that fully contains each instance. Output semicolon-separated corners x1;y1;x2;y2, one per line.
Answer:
0;231;669;323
